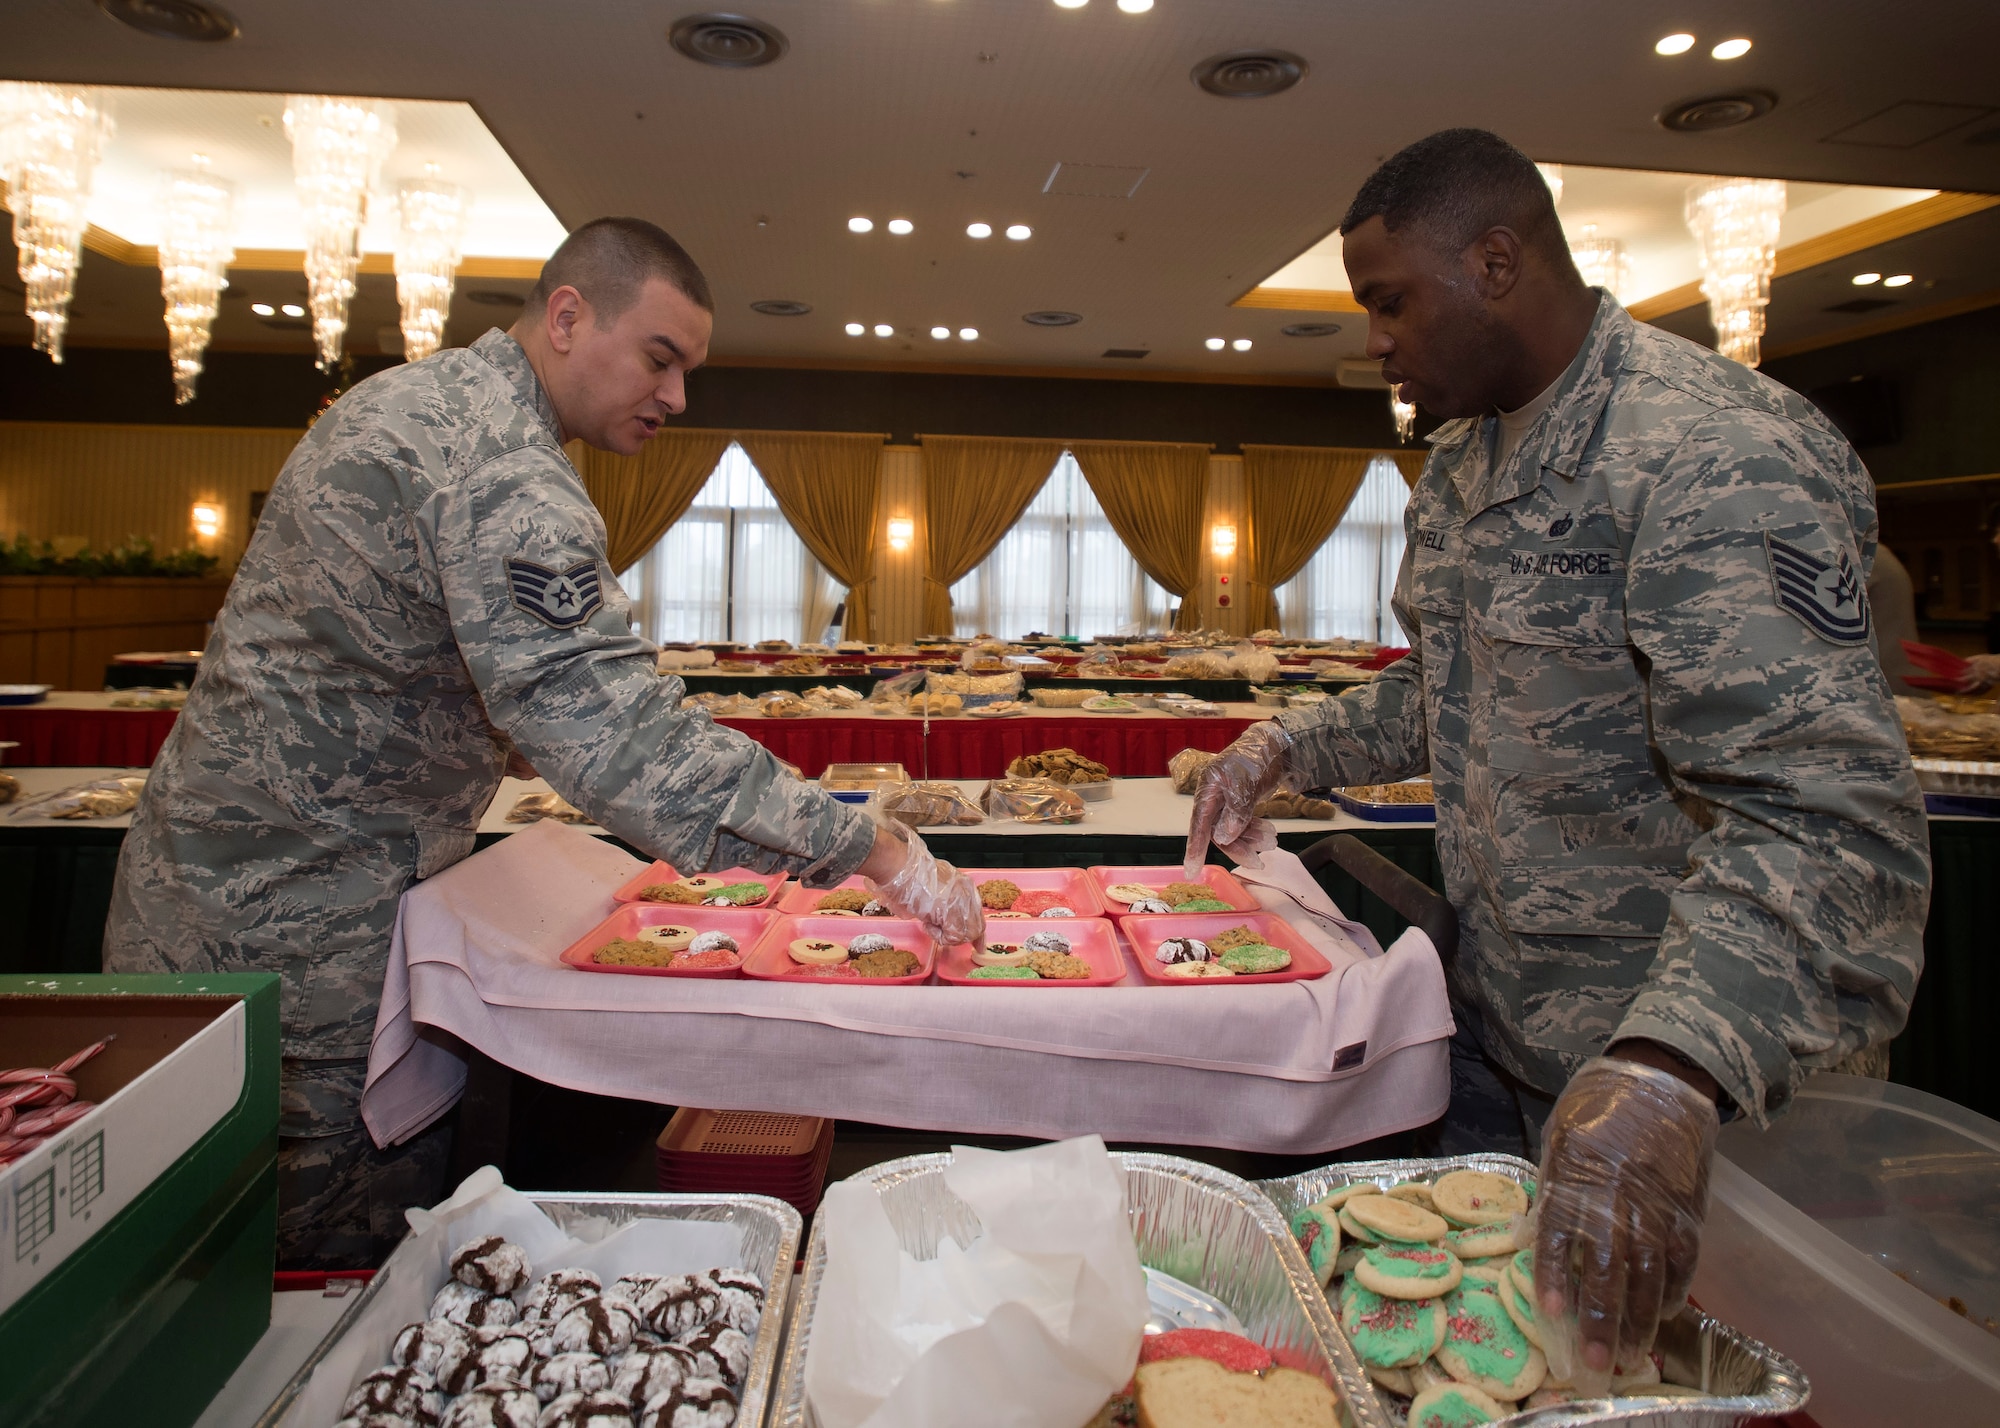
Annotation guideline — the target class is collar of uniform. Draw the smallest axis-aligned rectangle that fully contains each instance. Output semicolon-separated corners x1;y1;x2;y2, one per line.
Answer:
469;328;564;443
1533;291;1631;482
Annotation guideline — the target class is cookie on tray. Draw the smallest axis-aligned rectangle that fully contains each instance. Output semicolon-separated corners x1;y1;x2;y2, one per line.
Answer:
1434;1285;1546;1401
1338;1278;1446;1369
1025;950;1092;979
1344;1193;1449;1244
1408;1381;1506;1427
1431;1170;1528;1228
1288;1204;1342;1286
1354;1241;1464;1300
450;1235;532;1295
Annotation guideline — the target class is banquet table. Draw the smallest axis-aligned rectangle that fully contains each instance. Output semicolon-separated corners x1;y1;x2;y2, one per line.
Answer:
5;767;1995;1120
713;703;1269;778
677;671;1267;703
0;691;180;765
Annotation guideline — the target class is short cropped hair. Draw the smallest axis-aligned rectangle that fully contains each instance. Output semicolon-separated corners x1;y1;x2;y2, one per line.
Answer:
526;217;713;322
1340;128;1570;263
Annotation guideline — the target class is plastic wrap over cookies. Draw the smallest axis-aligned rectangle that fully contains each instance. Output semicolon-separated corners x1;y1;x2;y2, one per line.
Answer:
978;776;1087;824
867;779;984;829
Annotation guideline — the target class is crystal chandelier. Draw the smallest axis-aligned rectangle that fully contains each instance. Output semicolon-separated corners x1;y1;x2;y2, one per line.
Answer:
1570;223;1629;302
1684;177;1787;367
0;83;113;363
394;167;471;361
1390;391;1417;444
284;95;397;371
157;159;235;404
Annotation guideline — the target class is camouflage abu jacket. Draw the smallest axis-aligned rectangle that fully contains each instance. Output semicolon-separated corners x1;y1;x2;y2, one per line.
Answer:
104;329;875;1058
1275;296;1930;1123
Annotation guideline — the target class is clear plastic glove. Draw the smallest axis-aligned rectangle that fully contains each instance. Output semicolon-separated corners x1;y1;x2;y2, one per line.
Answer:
1182;722;1294;877
867;827;987;950
1531;1057;1720;1396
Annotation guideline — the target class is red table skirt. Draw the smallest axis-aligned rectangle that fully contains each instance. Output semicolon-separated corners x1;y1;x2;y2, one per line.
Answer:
0;707;179;766
714;713;1262;779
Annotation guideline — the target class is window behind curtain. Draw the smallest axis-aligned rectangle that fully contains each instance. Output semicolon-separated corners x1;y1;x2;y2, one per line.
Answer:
1276;455;1411;643
949;451;1172;638
618;442;836;644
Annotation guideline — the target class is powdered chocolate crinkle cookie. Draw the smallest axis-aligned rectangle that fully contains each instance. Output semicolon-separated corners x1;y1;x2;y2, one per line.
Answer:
636;1377;737;1428
430;1280;519;1330
552;1294;642;1356
636;1275;720;1339
437;1325;535;1395
674;1325;751;1388
538;1389;639;1428
450;1235;532;1295
343;1366;443;1426
438;1383;541;1428
533;1351;613;1404
391;1318;469;1376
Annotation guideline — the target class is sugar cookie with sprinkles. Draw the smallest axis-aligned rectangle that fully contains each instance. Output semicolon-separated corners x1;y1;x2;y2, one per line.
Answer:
1288;1204;1342;1286
1354;1240;1464;1300
1431;1170;1528;1228
1344;1193;1448;1244
1338;1279;1446;1368
1434;1284;1546;1400
1407;1380;1505;1427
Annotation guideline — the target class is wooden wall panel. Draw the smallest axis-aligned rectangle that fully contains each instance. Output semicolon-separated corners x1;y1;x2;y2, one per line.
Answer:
0;577;229;688
0;420;302;566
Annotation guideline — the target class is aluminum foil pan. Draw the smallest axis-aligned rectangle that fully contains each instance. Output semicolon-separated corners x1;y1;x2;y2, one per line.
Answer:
1256;1154;1809;1428
772;1150;1389;1428
253;1191;800;1428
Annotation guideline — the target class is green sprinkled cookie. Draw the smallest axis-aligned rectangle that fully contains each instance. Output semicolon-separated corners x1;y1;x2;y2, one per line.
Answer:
705;881;770;905
1218;942;1292;974
1288;1204;1341;1287
968;965;1040;979
1354;1240;1464;1300
1171;896;1234;912
1337;1278;1445;1369
1436;1284;1546;1401
1408;1381;1505;1427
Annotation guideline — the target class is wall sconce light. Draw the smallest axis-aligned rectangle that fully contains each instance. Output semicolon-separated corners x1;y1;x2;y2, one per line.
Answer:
191;502;223;540
1210;523;1237;559
887;516;914;552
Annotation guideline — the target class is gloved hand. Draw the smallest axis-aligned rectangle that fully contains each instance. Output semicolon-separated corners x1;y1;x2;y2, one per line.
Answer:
1531;1056;1720;1395
1182;722;1295;877
866;826;987;950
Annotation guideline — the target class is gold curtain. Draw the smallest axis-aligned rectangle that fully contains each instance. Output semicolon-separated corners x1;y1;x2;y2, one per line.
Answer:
1068;440;1211;631
1242;445;1376;631
1391;448;1428;488
918;435;1065;635
564;428;733;574
737;431;887;639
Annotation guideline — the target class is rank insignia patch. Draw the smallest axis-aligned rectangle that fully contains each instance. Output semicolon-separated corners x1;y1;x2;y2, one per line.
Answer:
508;558;603;629
1765;534;1869;645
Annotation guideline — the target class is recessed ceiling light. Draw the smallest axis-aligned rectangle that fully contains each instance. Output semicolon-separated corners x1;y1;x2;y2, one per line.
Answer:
750;299;812;316
873;324;894;337
1852;272;1882;285
1883;274;1914;287
1231;338;1252;351
1657;89;1778;132
848;216;874;234
887;218;913;235
1005;224;1031;240
1655;33;1695;56
966;222;992;239
282;303;305;317
1022;310;1083;326
1192;49;1309;99
1053;0;1088;8
96;0;239;42
845;322;865;336
930;326;951;339
959;327;979;340
1281;321;1341;337
251;302;274;316
1117;0;1153;11
1711;38;1752;59
1205;338;1225;351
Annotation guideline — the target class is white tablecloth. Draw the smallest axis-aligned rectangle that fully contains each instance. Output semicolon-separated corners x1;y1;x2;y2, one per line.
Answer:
362;820;1453;1156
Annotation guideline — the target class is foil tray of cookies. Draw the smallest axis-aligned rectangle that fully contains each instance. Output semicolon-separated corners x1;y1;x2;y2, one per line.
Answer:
770;1151;1387;1428
1255;1154;1809;1428
258;1185;800;1428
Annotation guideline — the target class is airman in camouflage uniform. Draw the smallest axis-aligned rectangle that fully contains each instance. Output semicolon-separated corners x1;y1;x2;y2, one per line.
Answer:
103;325;876;1264
1271;293;1931;1124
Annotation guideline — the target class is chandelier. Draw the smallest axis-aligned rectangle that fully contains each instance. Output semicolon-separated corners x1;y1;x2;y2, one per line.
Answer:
284;95;397;371
1390;391;1417;444
394;167;471;361
157;159;235;404
1684;177;1787;367
0;83;113;363
1569;223;1629;302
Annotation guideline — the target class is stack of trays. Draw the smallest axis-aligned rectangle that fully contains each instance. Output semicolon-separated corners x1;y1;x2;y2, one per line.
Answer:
656;1106;837;1214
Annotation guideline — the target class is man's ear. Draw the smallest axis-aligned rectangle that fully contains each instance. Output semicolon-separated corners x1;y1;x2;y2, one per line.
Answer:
545;285;586;355
1465;226;1525;302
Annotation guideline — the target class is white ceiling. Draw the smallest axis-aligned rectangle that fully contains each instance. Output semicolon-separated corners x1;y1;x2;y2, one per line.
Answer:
5;0;1999;377
79;88;564;256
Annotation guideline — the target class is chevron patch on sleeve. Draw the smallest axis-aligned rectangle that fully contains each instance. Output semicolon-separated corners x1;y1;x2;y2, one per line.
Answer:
1765;533;1870;645
507;558;603;629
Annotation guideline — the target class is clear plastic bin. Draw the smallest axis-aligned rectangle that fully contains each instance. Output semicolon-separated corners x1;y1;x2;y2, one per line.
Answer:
1694;1073;2000;1427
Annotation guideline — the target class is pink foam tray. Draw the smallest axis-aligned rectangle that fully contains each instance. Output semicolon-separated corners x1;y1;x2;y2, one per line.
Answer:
958;867;1110;920
1088;864;1261;917
559;903;779;979
612;860;789;908
1121;911;1332;986
776;874;897;916
935;917;1125;987
742;914;936;985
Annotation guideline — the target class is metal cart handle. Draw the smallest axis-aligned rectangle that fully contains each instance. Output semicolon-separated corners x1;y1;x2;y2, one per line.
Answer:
1296;833;1458;966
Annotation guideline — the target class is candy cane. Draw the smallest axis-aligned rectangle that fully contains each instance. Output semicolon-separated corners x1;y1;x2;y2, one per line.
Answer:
10;1101;94;1138
0;1074;77;1112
